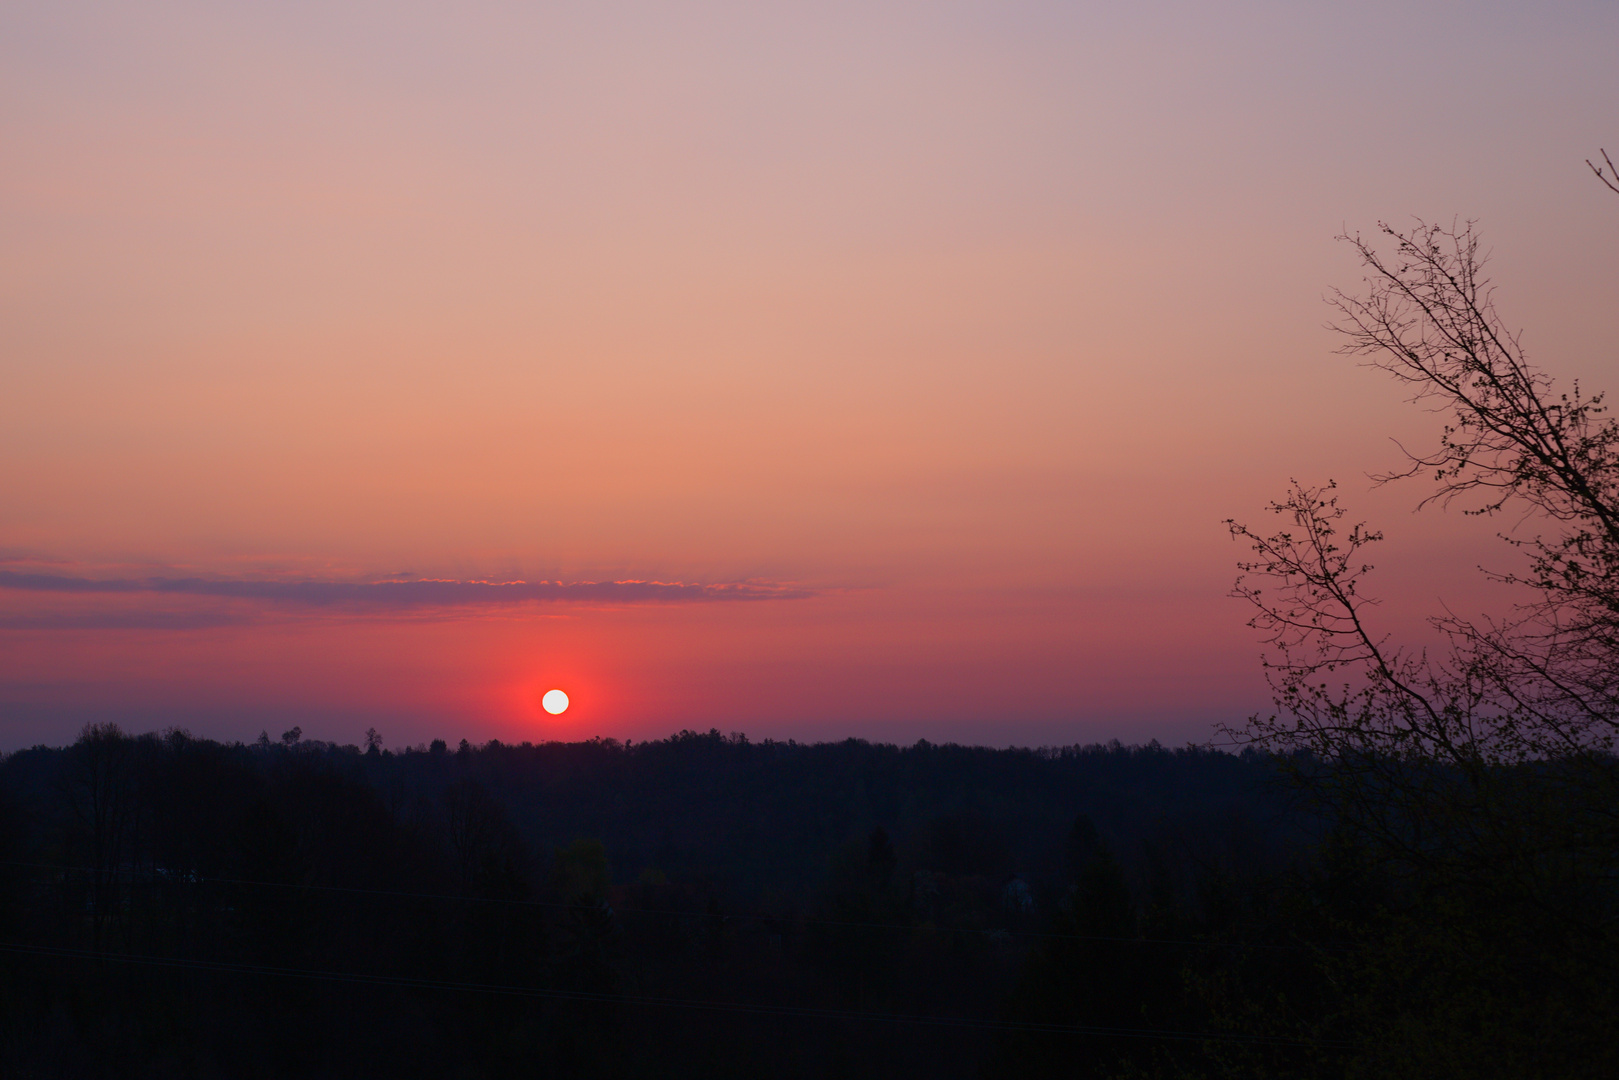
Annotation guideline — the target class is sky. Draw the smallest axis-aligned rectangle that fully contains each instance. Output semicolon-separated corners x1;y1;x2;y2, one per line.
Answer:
3;0;1617;750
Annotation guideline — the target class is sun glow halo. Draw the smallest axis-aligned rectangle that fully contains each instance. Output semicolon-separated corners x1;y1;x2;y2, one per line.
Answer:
541;689;569;715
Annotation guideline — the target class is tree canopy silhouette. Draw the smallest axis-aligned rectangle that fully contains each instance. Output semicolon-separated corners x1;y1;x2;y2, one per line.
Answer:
1222;155;1619;1078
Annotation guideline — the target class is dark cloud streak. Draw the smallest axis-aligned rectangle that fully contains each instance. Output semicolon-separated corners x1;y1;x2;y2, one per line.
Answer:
0;571;812;607
0;611;250;631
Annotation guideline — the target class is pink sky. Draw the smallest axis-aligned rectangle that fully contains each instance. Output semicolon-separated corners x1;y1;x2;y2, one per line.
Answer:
3;1;1617;749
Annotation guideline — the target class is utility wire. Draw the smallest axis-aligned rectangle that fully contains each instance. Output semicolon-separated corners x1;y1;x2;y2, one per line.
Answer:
0;941;1350;1049
2;859;1346;953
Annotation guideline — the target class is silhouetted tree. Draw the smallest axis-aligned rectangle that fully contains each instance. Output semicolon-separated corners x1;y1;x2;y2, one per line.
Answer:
62;722;139;950
1224;166;1619;1076
866;825;897;890
443;777;510;896
990;816;1147;1079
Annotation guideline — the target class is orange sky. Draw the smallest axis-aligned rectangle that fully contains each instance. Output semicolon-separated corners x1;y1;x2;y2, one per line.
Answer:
3;1;1617;748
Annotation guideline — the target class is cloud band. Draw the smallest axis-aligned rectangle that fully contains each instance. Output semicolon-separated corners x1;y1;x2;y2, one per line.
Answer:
0;571;812;608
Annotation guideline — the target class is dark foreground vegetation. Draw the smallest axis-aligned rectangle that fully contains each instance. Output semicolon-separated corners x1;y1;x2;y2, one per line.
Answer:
0;727;1284;1078
0;724;1614;1079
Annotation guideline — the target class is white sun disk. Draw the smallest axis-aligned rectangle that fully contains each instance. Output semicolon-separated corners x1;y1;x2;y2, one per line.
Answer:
542;689;569;715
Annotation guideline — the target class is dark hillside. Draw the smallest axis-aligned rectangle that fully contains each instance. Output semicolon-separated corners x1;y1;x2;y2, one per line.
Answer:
0;727;1299;1078
7;726;1607;1078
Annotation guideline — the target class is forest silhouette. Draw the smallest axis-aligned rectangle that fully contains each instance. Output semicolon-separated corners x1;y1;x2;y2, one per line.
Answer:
3;728;1307;1078
1;719;1612;1078
0;725;1308;1080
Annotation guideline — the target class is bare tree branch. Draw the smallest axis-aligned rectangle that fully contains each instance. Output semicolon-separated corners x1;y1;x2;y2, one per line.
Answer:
1226;186;1619;917
1590;149;1619;195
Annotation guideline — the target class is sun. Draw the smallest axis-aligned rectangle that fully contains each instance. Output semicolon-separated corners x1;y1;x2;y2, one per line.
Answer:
541;689;569;715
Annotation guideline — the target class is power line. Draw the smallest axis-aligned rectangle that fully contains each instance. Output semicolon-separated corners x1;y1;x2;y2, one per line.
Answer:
0;941;1350;1049
1;859;1344;953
